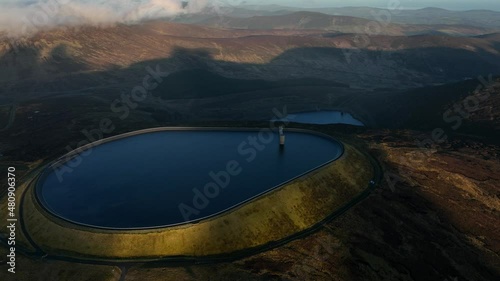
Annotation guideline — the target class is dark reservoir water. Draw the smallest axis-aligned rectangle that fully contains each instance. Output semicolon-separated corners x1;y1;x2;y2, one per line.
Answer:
274;111;364;126
37;130;343;229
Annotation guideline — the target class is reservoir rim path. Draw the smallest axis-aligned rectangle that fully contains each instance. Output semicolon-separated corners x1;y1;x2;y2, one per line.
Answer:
34;127;346;230
1;127;382;266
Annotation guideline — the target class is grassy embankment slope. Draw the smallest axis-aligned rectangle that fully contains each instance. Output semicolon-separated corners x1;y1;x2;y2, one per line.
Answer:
7;144;373;260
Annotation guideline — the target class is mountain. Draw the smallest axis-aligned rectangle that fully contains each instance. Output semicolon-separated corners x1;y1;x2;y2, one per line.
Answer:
0;21;499;102
196;11;496;36
199;11;374;32
0;10;499;281
234;5;500;29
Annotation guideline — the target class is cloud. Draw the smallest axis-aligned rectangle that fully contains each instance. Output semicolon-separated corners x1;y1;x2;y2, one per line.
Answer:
0;0;224;38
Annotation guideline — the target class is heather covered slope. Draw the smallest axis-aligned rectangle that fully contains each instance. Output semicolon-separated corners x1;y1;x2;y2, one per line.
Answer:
197;11;497;36
1;122;499;281
225;6;500;29
0;21;499;100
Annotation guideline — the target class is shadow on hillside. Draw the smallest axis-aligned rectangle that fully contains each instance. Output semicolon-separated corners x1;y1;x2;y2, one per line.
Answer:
1;41;499;131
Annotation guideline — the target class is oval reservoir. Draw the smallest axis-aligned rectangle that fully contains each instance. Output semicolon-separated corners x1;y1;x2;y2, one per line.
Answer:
36;129;343;229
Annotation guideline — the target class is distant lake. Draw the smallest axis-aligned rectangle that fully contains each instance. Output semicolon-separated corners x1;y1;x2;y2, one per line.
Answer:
274;111;364;126
36;129;343;229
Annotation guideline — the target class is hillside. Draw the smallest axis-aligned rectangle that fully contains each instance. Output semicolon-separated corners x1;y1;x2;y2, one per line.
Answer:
0;21;499;102
197;11;496;36
234;6;500;29
0;4;499;281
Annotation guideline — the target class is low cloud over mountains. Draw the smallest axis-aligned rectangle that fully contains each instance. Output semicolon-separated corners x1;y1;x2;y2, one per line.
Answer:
0;0;223;37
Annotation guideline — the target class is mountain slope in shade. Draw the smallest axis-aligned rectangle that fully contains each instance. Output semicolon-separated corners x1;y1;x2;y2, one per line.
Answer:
0;22;499;98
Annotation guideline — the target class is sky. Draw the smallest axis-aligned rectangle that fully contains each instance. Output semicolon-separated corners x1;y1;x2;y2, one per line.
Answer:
0;0;499;37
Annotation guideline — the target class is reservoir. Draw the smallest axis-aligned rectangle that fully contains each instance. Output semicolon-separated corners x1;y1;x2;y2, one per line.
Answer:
275;111;364;126
36;129;343;229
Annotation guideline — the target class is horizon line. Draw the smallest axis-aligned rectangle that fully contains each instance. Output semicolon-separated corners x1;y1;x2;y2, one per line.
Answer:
234;4;500;12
